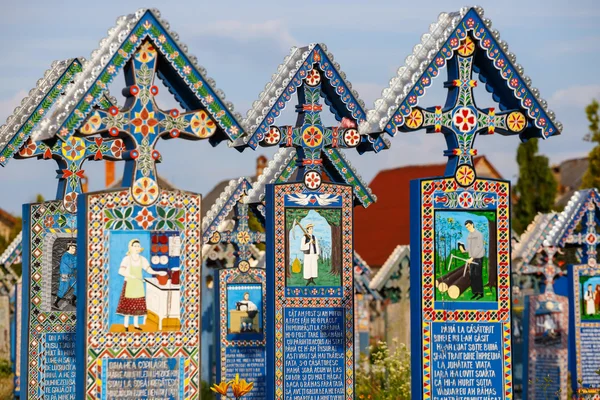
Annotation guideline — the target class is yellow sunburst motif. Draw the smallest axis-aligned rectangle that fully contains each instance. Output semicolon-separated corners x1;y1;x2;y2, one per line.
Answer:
507;111;526;132
457;36;475;57
455;164;476;187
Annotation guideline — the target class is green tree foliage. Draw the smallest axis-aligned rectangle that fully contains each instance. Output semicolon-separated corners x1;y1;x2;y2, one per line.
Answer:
513;138;557;234
581;99;600;189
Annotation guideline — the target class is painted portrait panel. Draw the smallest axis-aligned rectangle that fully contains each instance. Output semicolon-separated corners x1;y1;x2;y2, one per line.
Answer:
434;210;498;302
285;208;342;288
108;230;182;332
580;275;600;322
227;283;263;334
50;237;78;312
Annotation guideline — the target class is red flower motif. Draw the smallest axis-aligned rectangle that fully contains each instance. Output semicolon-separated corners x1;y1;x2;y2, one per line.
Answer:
496;59;505;68
111;140;125;158
303;127;322;147
134;208;156;230
131;108;159;136
453;108;476;132
44;215;54;228
435;57;445;67
450;37;459;47
19;140;37;157
510;78;519;88
466;18;475;28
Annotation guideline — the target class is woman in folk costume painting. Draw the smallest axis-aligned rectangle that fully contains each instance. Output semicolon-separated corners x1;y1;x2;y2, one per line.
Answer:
301;224;320;286
116;239;166;330
584;284;596;315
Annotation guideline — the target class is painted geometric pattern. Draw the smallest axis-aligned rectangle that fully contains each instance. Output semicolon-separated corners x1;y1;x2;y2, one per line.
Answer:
419;178;512;399
384;9;559;140
84;189;201;399
273;183;354;400
24;201;77;398
572;265;600;392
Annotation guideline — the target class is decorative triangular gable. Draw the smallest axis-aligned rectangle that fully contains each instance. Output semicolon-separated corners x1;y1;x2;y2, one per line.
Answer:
245;147;376;209
0;59;84;166
238;43;388;153
361;6;561;141
353;251;383;300
512;212;557;273
369;245;410;297
545;189;600;248
202;177;254;243
31;8;244;144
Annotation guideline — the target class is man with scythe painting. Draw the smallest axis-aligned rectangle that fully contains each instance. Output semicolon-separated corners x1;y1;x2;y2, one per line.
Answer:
293;220;321;286
464;220;485;300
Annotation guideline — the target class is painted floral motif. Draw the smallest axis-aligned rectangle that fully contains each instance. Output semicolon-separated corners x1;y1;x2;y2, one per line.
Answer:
80;112;103;134
455;164;476;187
135;42;157;64
61;137;86;161
134;207;156;229
507;111;526;132
19;140;37;157
43;215;54;228
190;110;217;138
131;108;159;136
457;37;475;57
302;126;323;147
265;126;281;145
132;177;159;205
156;206;185;230
303;170;322;190
406;109;424;129
458;192;474;208
343;128;360;147
305;69;321;87
237;231;251;245
63;192;78;213
453;108;477;132
110;140;125;158
103;206;135;230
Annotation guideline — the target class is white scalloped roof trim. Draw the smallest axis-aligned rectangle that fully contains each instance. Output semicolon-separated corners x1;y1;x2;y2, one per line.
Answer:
31;8;243;142
369;245;410;291
0;59;76;150
245;148;296;204
359;5;562;135
544;189;596;247
202;177;246;232
0;231;22;265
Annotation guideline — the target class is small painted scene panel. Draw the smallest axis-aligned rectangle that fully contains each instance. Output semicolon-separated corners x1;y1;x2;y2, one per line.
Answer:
227;283;263;334
434;210;498;302
51;238;78;312
580;275;600;322
108;230;182;332
532;299;564;348
285;208;342;288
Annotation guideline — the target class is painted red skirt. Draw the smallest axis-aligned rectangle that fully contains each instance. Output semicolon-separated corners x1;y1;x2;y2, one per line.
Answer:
115;282;147;316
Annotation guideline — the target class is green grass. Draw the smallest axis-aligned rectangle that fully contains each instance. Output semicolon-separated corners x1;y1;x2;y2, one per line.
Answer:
435;257;497;302
287;259;341;287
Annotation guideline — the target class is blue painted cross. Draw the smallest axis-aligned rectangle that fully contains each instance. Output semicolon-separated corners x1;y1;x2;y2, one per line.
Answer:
16;135;123;213
79;41;221;206
256;50;364;190
398;36;528;186
207;196;265;272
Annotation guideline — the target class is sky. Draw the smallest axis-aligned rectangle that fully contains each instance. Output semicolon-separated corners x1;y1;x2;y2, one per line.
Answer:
0;0;598;214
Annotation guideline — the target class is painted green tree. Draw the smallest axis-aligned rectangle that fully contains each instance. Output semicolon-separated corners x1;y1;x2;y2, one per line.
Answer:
581;99;600;189
513;138;557;233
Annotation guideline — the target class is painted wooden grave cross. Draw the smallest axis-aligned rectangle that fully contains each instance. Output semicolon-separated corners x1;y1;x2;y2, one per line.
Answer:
79;41;219;205
16;135;124;212
397;35;530;185
207;194;265;272
256;50;364;190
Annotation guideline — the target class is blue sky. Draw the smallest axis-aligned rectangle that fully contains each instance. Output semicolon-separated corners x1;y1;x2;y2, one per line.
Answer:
0;0;599;214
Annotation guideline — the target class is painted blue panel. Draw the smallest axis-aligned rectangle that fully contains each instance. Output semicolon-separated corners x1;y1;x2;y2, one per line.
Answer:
43;332;76;399
283;307;345;399
430;321;504;398
224;347;266;399
101;357;182;400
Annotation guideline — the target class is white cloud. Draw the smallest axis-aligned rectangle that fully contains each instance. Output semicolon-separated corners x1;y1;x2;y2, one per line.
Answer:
0;90;28;126
188;19;298;51
549;85;600;108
